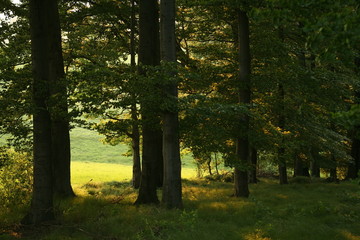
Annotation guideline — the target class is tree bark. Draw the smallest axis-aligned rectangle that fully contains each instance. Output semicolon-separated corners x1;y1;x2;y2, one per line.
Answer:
48;0;74;198
347;57;360;179
131;105;141;189
347;134;360;179
310;149;321;177
160;0;183;209
277;83;288;184
135;0;162;205
293;154;310;177
249;148;258;183
234;10;250;198
130;0;141;189
24;0;55;224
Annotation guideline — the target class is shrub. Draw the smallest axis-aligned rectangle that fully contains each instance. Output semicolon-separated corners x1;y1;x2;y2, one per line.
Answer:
0;148;33;209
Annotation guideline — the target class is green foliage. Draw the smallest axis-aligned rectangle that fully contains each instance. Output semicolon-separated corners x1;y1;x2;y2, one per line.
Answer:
0;12;33;152
0;148;32;209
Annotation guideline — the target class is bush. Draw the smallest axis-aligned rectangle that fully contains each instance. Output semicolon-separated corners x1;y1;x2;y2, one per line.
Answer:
0;148;33;209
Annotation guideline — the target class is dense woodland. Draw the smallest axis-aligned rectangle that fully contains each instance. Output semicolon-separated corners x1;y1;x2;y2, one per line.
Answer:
0;0;360;236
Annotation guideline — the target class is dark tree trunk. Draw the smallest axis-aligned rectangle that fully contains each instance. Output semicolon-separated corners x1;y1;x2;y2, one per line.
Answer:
135;0;162;205
207;159;212;175
23;0;56;225
214;154;219;175
278;147;288;184
276;27;288;185
249;148;258;183
347;135;360;179
293;155;310;177
329;168;337;182
234;10;250;198
48;2;74;198
160;0;183;209
310;160;321;177
347;57;360;179
131;105;141;189
277;83;288;185
310;149;321;177
130;1;141;189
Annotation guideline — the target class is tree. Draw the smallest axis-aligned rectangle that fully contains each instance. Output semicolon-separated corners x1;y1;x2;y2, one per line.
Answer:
135;0;163;205
234;9;250;198
50;0;75;198
129;0;141;189
160;0;183;209
23;0;58;224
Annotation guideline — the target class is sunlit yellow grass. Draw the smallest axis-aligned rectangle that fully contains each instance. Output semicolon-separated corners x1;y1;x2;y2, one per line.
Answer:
71;161;197;188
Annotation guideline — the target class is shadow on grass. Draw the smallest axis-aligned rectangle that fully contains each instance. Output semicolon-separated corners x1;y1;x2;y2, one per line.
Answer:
1;178;360;240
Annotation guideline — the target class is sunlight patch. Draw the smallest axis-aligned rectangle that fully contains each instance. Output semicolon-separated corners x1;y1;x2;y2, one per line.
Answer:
244;229;271;240
340;230;360;240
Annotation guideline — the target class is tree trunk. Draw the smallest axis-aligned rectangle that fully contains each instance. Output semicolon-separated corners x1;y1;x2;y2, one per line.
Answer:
23;0;55;224
249;148;258;183
347;136;360;179
160;0;183;209
214;153;219;175
234;10;250;198
135;0;162;205
48;1;74;198
278;147;288;184
347;58;360;179
131;105;141;189
293;154;310;177
310;160;320;178
329;168;337;182
207;159;212;175
310;149;321;177
277;83;288;185
130;1;141;189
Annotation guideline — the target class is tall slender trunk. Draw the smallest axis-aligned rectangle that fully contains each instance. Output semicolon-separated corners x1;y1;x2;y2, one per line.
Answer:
347;136;360;179
48;0;74;198
23;0;56;224
160;0;183;209
131;105;141;189
214;153;219;175
277;83;288;184
135;0;162;205
234;10;250;198
347;57;360;179
130;0;141;189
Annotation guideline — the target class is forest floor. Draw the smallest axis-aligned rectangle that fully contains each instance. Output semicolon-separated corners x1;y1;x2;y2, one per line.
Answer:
1;177;360;240
1;127;360;239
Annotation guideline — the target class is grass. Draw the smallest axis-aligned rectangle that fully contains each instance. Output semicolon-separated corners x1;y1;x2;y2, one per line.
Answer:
69;127;197;190
1;179;360;240
1;127;360;239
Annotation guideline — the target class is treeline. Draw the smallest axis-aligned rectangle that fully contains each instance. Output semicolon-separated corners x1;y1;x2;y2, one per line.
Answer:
0;0;359;225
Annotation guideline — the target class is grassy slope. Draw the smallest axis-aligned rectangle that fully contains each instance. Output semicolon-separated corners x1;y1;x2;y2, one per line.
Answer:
70;127;197;189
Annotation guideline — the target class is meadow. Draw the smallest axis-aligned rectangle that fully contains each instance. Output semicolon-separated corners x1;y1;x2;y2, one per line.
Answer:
69;127;197;189
1;128;360;240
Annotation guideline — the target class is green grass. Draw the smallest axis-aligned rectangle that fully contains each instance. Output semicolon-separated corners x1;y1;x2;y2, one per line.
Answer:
69;127;197;189
70;127;132;164
1;179;360;240
1;128;360;239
